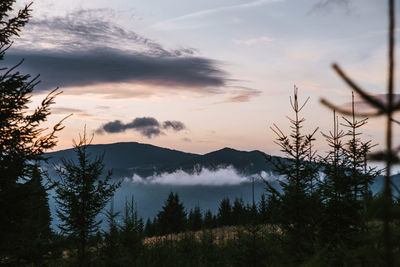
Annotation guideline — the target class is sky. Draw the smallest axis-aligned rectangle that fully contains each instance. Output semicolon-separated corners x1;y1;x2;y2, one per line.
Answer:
9;0;400;156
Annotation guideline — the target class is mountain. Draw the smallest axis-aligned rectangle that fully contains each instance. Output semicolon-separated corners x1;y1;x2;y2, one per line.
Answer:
45;142;198;178
44;142;277;179
164;147;277;176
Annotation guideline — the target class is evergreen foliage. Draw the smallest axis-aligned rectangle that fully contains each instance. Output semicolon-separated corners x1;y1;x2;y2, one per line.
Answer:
267;86;321;263
53;133;120;267
188;205;203;231
101;198;122;267
0;1;65;264
217;197;232;227
119;196;144;266
157;192;187;234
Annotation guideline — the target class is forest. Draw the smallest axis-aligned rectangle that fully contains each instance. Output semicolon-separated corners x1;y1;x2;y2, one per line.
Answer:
1;0;400;266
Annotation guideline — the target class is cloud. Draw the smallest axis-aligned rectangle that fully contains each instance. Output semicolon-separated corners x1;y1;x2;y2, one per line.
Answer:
96;117;186;138
309;0;353;14
163;121;186;131
3;9;238;99
17;8;192;56
153;0;282;30
233;36;273;46
50;107;98;120
126;167;277;186
6;47;227;93
128;166;249;186
218;86;262;103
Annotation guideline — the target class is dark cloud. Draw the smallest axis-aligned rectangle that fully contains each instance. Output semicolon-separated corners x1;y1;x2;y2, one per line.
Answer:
309;0;353;14
5;47;227;93
162;121;186;131
97;117;186;138
126;117;160;128
5;9;262;102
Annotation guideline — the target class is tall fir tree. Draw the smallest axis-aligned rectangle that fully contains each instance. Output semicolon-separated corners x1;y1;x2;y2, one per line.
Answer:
267;86;321;263
54;132;120;267
119;196;144;266
101;198;122;267
0;1;65;264
217;197;232;227
187;205;203;231
319;94;379;264
157;192;187;235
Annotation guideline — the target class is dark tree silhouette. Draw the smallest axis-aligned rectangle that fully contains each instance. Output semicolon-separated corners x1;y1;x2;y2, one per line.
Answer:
188;205;203;231
119;196;144;266
54;132;120;267
320;1;397;264
101;198;122;267
217;197;232;226
157;192;187;234
267;86;321;263
0;1;66;264
203;209;217;229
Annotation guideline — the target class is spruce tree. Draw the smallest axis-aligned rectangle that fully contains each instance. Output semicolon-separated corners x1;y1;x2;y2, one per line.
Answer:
119;196;144;266
187;205;203;231
101;198;122;267
268;86;320;263
217;197;232;227
232;197;245;225
319;94;379;264
203;209;216;229
157;192;187;234
54;132;120;267
0;1;65;264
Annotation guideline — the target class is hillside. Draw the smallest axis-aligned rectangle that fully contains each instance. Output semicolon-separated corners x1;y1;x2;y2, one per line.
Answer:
45;142;278;179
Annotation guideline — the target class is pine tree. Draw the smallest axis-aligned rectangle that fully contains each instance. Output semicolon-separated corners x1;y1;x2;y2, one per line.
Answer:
217;197;232;227
268;86;321;263
157;192;187;234
203;209;216;229
17;165;53;264
319;94;379;264
232;197;245;225
54;132;120;267
258;194;268;224
187;205;203;231
119;196;144;266
0;1;65;264
101;198;122;267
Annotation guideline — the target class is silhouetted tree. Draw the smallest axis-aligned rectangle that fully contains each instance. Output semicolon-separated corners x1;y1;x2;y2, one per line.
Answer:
217;197;232;226
258;194;268;224
119;196;144;266
232;197;245;225
157;192;187;234
54;133;120;267
188;205;203;231
320;1;397;264
268;86;321;263
101;198;122;267
203;209;217;229
0;1;66;264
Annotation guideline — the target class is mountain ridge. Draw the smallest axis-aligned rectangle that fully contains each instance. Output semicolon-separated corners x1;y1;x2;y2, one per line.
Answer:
44;141;276;178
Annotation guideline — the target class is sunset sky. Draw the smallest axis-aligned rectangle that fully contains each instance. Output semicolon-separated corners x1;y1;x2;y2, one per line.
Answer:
10;0;400;156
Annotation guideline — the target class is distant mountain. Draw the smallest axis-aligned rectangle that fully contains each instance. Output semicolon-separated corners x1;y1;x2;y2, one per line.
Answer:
44;142;277;179
164;147;277;176
45;142;199;178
